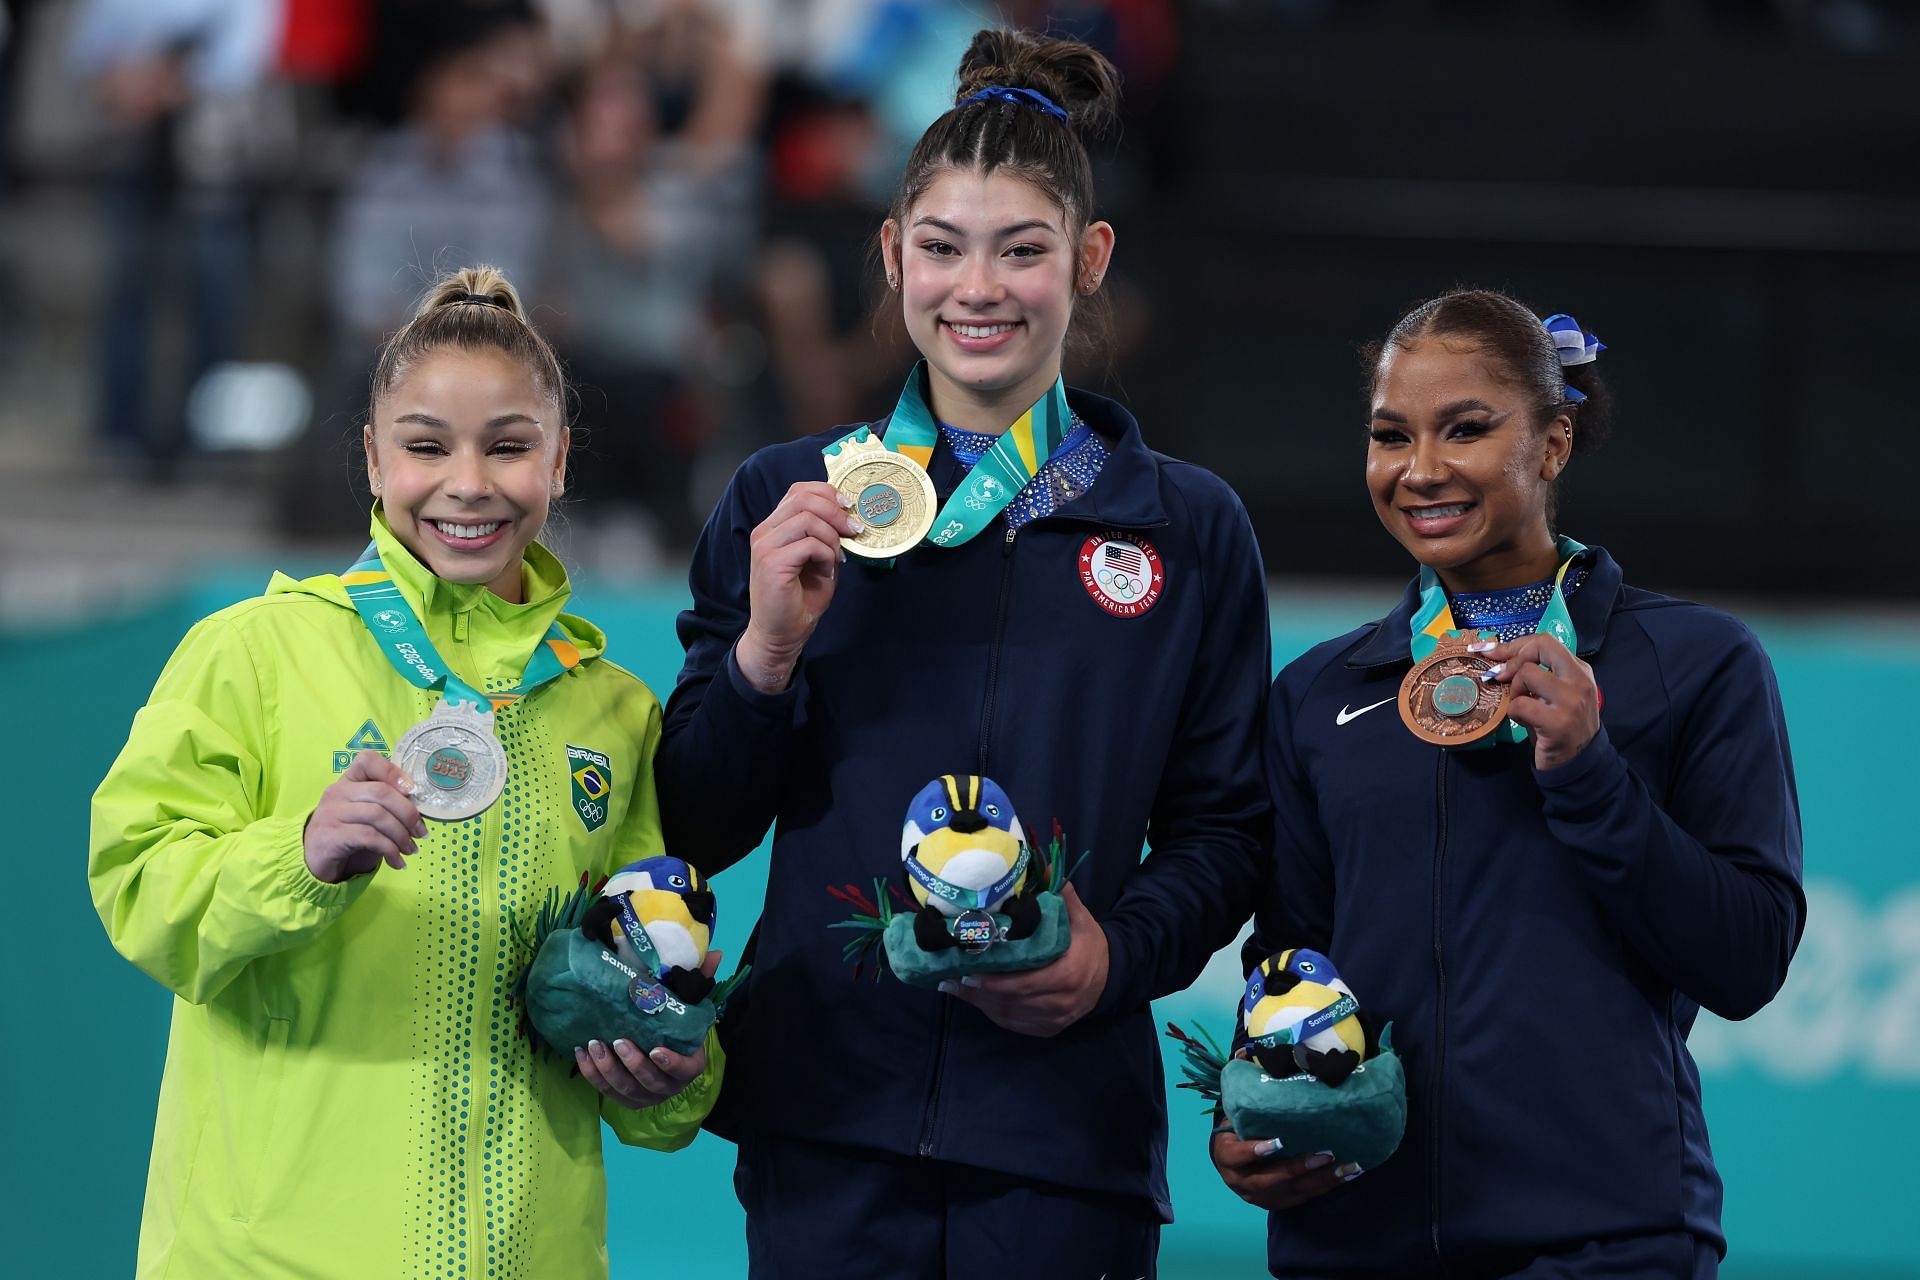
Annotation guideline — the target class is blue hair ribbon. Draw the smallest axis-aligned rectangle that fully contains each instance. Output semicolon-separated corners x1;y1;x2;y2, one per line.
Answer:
956;85;1070;123
1543;312;1605;403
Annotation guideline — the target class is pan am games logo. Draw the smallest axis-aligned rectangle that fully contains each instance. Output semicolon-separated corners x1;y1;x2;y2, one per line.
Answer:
567;744;613;833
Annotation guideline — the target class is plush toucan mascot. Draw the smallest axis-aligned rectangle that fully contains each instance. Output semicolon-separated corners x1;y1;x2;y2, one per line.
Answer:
900;774;1044;953
582;855;717;1004
1239;948;1382;1087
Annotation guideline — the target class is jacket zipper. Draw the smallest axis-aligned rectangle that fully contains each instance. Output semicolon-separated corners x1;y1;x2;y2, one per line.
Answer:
917;522;1021;1159
1429;749;1449;1265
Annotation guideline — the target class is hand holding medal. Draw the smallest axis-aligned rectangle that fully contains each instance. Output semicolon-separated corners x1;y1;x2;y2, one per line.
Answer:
1467;632;1602;770
304;750;426;883
737;481;863;694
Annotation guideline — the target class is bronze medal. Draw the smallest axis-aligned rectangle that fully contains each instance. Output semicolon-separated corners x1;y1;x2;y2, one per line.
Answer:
823;435;936;559
1399;633;1512;747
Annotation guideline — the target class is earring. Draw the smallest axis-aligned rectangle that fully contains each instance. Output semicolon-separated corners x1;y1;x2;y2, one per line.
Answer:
886;273;897;288
371;480;382;493
1081;275;1102;294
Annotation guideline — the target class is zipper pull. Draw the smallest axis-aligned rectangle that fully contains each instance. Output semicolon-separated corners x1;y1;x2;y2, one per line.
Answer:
1004;525;1017;556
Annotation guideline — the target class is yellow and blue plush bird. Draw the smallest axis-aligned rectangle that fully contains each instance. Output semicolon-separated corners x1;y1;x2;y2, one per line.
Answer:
900;774;1042;952
1240;948;1374;1087
583;856;717;1004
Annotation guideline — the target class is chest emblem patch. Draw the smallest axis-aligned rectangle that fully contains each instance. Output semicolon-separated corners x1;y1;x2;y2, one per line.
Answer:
568;744;613;833
1078;532;1164;618
333;719;390;772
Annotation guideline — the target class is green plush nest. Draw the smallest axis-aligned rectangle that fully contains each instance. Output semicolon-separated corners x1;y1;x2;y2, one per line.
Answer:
881;891;1070;989
1219;1031;1407;1172
508;875;740;1060
522;928;716;1058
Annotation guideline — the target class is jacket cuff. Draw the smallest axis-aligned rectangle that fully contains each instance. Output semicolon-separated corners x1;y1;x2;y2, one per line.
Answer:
1091;920;1139;1017
606;1028;727;1151
723;642;806;719
1533;725;1628;819
272;815;373;914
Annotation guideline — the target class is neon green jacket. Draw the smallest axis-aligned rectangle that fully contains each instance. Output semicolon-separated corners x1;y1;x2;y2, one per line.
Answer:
90;514;721;1280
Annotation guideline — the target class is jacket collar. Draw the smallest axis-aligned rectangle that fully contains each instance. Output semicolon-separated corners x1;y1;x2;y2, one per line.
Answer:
872;386;1169;530
1345;543;1624;669
266;507;606;660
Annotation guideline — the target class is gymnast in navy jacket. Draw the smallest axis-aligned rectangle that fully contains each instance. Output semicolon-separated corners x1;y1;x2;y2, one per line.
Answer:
1214;289;1805;1280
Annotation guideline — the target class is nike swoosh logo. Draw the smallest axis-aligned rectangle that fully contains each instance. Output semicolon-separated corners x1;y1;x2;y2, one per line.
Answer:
1336;697;1396;726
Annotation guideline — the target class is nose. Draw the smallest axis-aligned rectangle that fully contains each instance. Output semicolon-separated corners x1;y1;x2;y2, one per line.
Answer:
1404;436;1449;490
953;254;1004;307
948;807;989;834
445;450;493;503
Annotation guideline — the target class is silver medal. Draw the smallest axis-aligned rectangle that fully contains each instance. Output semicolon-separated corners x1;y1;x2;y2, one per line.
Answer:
394;699;507;820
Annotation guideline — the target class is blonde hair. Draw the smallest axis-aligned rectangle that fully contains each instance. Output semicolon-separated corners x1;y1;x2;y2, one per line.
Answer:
368;266;568;419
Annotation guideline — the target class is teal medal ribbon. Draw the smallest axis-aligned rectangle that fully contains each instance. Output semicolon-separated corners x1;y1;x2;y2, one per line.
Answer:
823;362;1074;549
1407;536;1585;747
341;542;579;713
1247;993;1361;1052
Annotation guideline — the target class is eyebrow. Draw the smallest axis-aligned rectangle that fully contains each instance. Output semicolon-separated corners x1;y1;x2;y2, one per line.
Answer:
1369;400;1505;424
392;412;542;430
912;216;1059;239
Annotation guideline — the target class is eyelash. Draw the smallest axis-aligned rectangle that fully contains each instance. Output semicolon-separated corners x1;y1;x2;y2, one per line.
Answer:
400;442;536;457
918;242;1045;260
1367;422;1488;445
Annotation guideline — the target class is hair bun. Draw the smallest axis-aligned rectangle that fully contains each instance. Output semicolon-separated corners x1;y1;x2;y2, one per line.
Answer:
954;29;1120;137
418;266;527;323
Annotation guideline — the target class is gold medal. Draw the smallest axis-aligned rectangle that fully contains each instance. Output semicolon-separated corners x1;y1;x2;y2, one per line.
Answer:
823;434;936;559
1399;634;1512;747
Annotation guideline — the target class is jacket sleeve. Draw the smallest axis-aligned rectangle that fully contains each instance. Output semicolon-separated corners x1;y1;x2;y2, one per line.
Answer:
1535;619;1805;1020
601;1028;726;1150
1095;480;1273;1013
89;613;372;1005
1245;660;1339;974
655;454;804;874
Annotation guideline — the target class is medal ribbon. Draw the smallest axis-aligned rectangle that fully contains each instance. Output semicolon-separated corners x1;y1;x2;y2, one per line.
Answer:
341;543;580;713
1407;536;1585;747
904;843;1033;912
1247;993;1360;1052
824;361;1073;549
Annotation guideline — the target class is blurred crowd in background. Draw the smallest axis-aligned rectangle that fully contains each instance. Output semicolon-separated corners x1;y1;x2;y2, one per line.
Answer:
0;0;1915;592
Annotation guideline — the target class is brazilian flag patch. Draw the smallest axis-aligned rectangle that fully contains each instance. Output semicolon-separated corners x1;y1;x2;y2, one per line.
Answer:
567;744;613;833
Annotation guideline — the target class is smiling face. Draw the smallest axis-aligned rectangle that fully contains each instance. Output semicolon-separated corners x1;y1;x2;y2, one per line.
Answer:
881;168;1113;431
364;346;567;602
1367;336;1572;594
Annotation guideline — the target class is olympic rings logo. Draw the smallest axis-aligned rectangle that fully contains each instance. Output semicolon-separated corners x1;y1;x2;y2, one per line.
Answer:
577;799;605;824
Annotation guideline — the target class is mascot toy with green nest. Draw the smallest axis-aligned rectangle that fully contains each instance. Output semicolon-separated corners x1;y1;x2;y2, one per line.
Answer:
512;855;743;1059
830;774;1076;988
1168;948;1407;1175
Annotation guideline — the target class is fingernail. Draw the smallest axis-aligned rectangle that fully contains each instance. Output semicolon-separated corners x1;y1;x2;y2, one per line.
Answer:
612;1039;632;1053
1253;1139;1283;1159
649;1048;671;1067
414;822;428;837
959;976;981;988
1479;663;1506;681
1466;641;1495;653
937;981;958;995
1303;1153;1335;1170
847;519;864;534
399;774;419;796
837;490;855;508
588;1039;604;1054
1336;1162;1364;1181
404;840;417;854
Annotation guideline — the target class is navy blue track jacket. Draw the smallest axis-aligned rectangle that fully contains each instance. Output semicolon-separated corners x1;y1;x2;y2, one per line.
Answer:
658;388;1272;1217
1250;547;1805;1278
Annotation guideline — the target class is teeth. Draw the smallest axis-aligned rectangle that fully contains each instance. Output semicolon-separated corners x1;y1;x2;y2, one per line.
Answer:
948;322;1016;339
434;520;502;539
1411;504;1469;520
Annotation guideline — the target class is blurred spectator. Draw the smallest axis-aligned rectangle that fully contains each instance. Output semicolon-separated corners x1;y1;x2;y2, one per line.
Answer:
545;7;764;552
68;0;310;467
328;3;553;341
